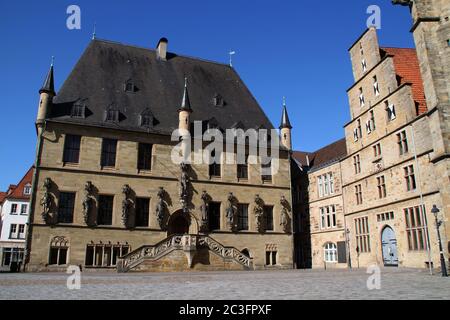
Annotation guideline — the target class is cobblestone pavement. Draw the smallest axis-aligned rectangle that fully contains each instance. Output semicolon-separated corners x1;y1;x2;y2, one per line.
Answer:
0;268;449;300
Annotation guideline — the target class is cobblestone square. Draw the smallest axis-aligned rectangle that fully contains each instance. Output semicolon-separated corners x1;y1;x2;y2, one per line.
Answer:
0;268;448;300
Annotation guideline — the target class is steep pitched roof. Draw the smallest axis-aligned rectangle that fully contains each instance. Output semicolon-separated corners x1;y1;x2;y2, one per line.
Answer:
293;138;347;171
40;65;55;95
381;47;427;115
0;192;6;205
6;167;34;201
49;39;274;135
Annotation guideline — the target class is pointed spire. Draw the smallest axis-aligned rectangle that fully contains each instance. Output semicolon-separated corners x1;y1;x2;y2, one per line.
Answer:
39;58;55;95
92;22;97;40
179;77;192;112
280;97;292;129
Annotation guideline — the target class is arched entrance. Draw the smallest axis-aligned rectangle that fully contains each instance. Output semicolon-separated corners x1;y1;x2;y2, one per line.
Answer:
381;226;398;266
167;210;190;236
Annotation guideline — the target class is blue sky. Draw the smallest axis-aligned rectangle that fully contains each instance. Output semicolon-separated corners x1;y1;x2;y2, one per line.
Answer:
0;0;414;190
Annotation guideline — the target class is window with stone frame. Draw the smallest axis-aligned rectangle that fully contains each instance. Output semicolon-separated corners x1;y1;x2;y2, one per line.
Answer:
101;138;117;168
85;243;130;267
208;202;221;231
48;237;69;266
359;88;365;107
324;242;337;262
404;165;416;191
265;244;278;266
63;134;81;164
385;101;396;121
377;175;387;199
137;143;153;171
373;75;380;96
135;198;150;227
264;206;274;231
361;59;367;73
404;206;427;251
209;150;221;178
320;205;337;229
353;155;361;174
98;195;114;226
57;192;75;224
237;204;249;231
373;143;382;157
237;153;248;180
355;216;370;253
355;184;363;205
261;157;272;183
366;110;376;134
397;130;409;155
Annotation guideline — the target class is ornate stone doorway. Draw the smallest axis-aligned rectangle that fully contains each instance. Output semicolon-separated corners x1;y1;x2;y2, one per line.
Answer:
167;210;190;236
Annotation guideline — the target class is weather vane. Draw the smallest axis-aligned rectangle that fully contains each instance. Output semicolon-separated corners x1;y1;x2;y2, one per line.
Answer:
92;22;97;40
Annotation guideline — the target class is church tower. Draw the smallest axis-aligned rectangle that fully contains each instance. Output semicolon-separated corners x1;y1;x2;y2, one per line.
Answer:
279;98;292;150
37;62;55;134
178;78;192;134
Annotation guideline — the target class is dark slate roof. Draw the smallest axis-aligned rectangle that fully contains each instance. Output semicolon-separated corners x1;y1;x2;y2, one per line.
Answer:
293;138;347;171
49;39;274;135
279;105;292;129
40;65;55;95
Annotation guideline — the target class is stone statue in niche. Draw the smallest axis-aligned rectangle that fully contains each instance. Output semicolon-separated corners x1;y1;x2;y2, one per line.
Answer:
200;191;209;231
82;181;94;226
280;195;290;233
156;187;166;230
226;192;235;230
121;184;133;228
254;194;264;233
40;178;52;224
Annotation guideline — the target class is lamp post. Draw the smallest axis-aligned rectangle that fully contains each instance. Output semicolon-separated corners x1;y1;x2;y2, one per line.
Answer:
431;205;448;277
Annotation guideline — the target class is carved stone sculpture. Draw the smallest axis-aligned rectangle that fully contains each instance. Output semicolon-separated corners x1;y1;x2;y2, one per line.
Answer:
156;187;166;230
254;194;264;233
179;162;189;208
82;181;94;226
200;191;209;232
40;178;52;224
226;192;235;230
280;195;290;233
121;184;133;228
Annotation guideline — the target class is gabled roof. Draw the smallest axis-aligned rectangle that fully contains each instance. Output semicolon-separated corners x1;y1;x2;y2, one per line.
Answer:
0;192;6;205
293;138;347;171
381;47;427;115
5;167;34;201
49;39;274;135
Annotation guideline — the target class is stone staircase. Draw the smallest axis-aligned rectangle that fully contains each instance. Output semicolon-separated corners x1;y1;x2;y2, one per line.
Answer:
116;234;253;272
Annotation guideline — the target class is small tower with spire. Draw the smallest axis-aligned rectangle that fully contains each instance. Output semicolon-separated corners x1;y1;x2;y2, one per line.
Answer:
37;59;55;134
279;97;292;151
178;77;193;134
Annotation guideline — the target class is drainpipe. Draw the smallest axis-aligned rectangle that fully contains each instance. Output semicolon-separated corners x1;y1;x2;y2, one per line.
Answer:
23;123;45;271
339;160;352;269
410;124;433;275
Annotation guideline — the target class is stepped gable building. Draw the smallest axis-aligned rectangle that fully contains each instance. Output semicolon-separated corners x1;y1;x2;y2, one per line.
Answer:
25;37;295;272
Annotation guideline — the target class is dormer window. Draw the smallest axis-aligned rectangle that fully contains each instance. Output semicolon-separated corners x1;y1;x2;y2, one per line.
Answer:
373;76;380;96
124;80;135;93
139;108;154;128
361;59;367;72
207;117;219;130
105;107;119;123
213;94;224;107
23;184;31;195
71;100;86;118
359;88;365;107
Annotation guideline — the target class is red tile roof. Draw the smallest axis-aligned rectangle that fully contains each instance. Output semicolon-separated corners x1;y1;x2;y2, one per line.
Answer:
381;47;427;115
0;192;6;205
6;167;34;201
293;138;347;170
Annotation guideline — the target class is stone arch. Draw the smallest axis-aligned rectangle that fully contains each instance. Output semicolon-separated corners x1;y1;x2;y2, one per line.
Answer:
167;209;199;236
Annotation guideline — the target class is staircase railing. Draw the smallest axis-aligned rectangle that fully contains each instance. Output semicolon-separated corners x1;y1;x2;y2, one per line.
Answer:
117;234;252;272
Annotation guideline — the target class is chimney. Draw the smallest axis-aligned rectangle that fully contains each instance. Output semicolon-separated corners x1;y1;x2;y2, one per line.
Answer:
156;37;168;61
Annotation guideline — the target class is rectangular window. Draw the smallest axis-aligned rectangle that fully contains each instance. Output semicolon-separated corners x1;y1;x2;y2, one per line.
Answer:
320;205;337;229
209;150;221;178
386;101;396;121
405;206;427;251
1;248;24;267
318;176;323;197
137;143;153;171
98;195;114;226
361;59;367;73
373;76;380;96
85;244;130;267
63;134;81;164
9;224;17;239
208;202;221;231
318;173;334;197
10;204;17;214
397;131;409;155
57;192;75;224
20;204;28;214
355;216;371;253
404;165;416;191
357;119;362;138
237;204;249;231
49;247;68;265
373;143;382;157
377;176;387;199
261;159;272;183
353;155;361;174
355;184;363;205
18;225;25;239
101;138;118;167
359;88;365;107
135;198;150;227
264;206;274;231
265;250;277;266
237;153;248;180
